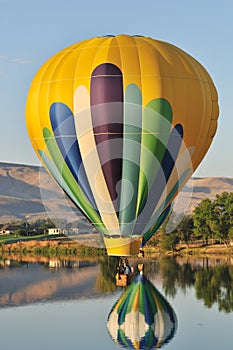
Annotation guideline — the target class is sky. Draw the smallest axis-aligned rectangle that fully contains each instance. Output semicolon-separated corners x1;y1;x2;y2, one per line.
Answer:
0;0;232;177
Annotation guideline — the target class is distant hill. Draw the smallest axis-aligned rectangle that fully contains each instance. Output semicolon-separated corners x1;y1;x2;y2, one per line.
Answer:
0;162;82;223
174;177;233;215
0;162;232;222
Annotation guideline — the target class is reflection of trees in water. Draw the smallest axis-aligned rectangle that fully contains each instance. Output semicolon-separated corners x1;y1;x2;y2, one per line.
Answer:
94;256;119;293
195;265;233;313
158;257;233;313
159;257;196;297
3;256;232;313
95;256;233;313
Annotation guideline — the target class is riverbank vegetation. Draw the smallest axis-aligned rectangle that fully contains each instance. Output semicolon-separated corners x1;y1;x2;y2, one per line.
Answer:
0;191;232;257
0;238;106;260
144;191;233;255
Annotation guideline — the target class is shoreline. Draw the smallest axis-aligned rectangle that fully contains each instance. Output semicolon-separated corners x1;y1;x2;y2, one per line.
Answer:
0;238;106;260
145;243;233;258
1;238;233;260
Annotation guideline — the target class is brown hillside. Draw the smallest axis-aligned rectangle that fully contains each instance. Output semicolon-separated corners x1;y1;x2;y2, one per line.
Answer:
0;163;81;222
174;177;233;214
0;162;232;221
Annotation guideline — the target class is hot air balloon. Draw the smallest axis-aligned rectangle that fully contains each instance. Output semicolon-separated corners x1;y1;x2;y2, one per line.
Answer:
107;268;177;349
25;35;219;256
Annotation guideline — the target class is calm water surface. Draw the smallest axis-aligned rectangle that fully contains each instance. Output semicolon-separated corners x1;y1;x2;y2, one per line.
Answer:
0;256;233;350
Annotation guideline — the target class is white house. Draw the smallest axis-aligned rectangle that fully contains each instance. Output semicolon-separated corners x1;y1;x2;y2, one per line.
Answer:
47;228;63;235
0;224;13;235
0;229;11;235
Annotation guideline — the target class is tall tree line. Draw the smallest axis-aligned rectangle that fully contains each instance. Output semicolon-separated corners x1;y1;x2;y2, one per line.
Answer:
148;191;233;250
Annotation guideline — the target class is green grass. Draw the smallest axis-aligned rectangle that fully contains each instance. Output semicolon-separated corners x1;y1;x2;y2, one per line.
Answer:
0;234;62;244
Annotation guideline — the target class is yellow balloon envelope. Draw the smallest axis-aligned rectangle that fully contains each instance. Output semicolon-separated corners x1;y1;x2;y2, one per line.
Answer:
25;35;219;256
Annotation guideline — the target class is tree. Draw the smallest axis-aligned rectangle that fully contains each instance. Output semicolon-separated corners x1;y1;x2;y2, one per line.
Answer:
193;198;213;245
158;220;179;253
176;215;194;246
211;192;233;246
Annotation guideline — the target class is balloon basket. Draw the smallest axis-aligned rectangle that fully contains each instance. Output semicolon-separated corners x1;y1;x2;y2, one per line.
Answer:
115;273;131;287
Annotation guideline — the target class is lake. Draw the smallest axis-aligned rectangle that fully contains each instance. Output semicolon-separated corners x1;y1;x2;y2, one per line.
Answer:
0;255;233;350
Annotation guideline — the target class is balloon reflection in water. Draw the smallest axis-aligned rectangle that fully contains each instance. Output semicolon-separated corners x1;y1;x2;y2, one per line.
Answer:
107;269;177;349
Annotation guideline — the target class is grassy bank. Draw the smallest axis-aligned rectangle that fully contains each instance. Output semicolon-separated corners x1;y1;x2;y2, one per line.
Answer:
0;235;106;259
177;244;233;256
145;243;233;257
0;234;56;244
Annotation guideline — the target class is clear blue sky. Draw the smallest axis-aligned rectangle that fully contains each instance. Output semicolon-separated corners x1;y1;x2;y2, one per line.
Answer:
0;0;232;177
